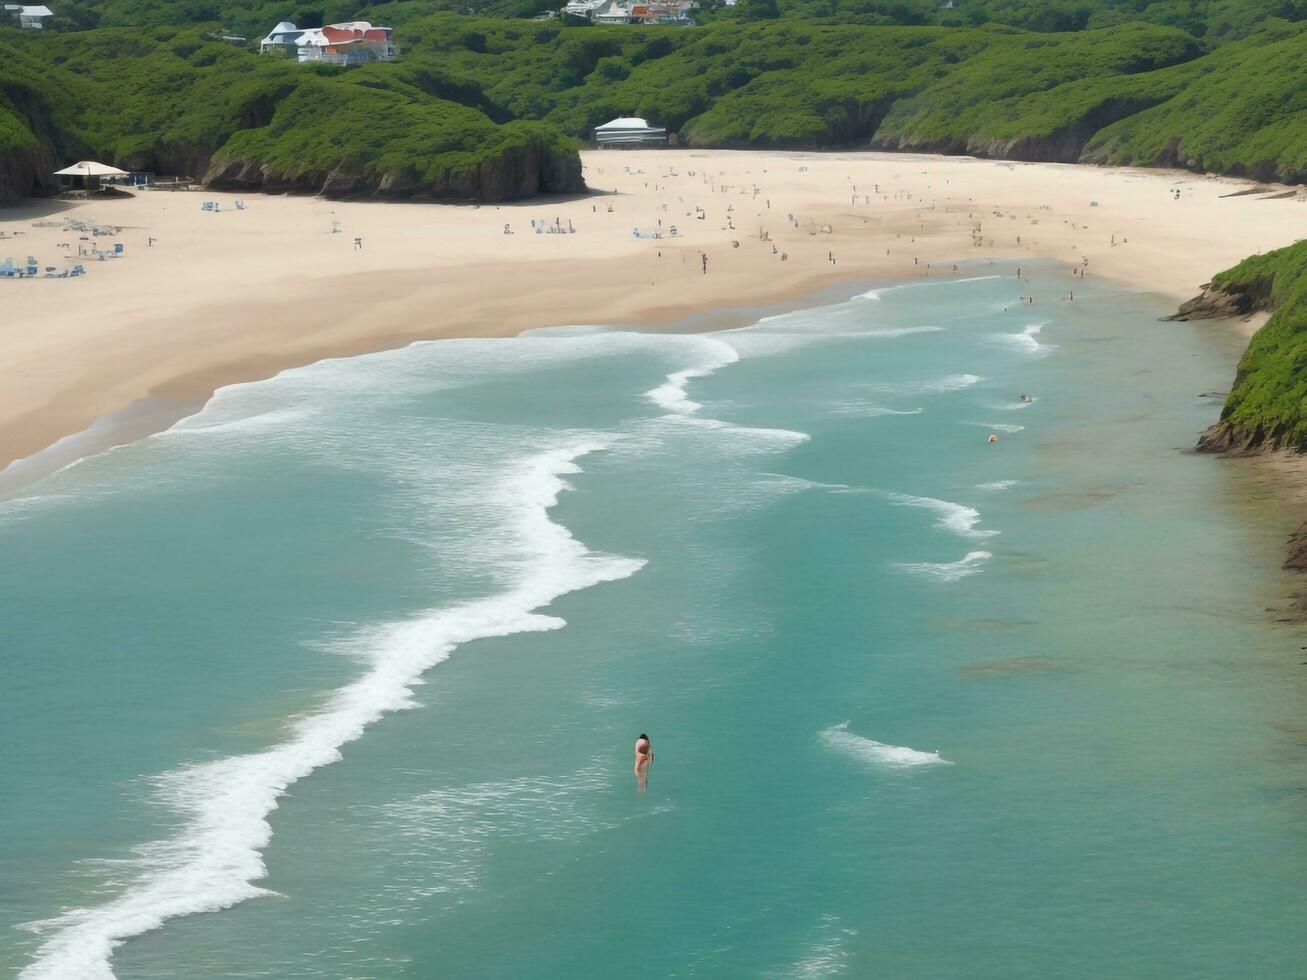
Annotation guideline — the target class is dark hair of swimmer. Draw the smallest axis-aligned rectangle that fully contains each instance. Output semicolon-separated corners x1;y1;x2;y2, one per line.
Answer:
639;733;649;742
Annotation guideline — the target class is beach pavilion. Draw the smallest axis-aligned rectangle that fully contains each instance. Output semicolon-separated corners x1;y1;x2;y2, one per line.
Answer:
593;117;668;147
52;160;129;191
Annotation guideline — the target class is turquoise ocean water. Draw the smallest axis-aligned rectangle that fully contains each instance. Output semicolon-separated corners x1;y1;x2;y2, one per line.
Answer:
3;266;1306;978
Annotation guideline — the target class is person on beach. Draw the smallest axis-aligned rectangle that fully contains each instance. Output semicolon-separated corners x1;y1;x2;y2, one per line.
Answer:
635;734;653;790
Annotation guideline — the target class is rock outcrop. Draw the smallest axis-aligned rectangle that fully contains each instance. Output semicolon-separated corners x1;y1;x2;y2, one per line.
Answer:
1163;283;1258;321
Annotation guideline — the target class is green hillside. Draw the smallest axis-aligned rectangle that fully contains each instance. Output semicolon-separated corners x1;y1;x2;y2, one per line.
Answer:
0;27;580;203
41;0;1307;44
4;7;1307;200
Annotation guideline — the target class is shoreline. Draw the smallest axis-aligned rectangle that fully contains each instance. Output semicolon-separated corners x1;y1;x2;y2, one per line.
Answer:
2;149;1304;489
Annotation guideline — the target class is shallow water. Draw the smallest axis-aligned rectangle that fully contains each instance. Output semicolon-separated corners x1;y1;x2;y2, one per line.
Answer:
3;265;1305;978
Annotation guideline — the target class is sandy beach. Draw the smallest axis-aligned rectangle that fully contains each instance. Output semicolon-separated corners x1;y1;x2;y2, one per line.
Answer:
2;149;1304;477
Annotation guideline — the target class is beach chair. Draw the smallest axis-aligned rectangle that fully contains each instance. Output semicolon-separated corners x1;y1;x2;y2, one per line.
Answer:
71;264;86;277
26;257;39;276
235;201;245;210
0;257;14;278
114;243;124;255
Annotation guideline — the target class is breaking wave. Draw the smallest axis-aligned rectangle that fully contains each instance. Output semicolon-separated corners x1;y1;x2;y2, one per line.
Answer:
820;722;952;768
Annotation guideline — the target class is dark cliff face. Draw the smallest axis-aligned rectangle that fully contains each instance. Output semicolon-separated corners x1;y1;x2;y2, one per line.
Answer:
0;82;90;205
0;143;43;205
202;139;583;202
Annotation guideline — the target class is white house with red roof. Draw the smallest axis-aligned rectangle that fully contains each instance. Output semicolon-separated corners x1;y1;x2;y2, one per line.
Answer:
259;20;398;65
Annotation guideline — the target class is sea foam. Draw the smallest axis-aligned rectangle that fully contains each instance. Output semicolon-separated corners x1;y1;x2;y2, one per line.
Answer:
895;550;993;583
856;274;1001;301
991;322;1052;355
820;722;952;768
887;492;997;540
17;442;644;980
644;337;809;446
865;373;983;396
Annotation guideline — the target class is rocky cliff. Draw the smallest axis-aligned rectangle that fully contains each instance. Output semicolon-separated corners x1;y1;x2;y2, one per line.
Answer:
203;136;582;202
1171;242;1307;571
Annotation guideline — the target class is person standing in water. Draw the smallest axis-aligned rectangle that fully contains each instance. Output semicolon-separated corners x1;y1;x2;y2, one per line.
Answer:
634;734;653;791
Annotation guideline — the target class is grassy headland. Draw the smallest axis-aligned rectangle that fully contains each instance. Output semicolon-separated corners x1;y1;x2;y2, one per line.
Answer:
1188;242;1307;453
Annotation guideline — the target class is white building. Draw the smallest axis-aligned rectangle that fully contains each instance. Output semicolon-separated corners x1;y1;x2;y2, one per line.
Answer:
594;117;668;147
562;0;606;20
259;20;303;53
259;20;398;64
4;4;54;28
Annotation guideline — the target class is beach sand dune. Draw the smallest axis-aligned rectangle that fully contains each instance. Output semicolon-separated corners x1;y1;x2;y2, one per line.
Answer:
1;149;1303;476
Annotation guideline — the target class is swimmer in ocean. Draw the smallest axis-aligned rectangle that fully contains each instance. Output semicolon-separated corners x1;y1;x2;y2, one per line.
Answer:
634;733;653;791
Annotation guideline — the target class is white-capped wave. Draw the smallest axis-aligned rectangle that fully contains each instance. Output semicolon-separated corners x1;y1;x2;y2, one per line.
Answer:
17;441;644;980
865;373;983;396
829;403;924;419
643;338;810;448
857;275;1000;301
721;324;942;359
820;722;952;768
987;398;1034;411
895;550;992;583
975;480;1017;491
887;492;997;539
645;338;739;416
991;322;1052;355
963;422;1025;433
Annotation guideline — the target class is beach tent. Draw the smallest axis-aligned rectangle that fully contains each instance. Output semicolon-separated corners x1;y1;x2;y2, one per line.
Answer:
52;161;129;190
594;117;668;146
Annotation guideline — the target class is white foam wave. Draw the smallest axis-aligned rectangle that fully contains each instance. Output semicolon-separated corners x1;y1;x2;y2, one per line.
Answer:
963;422;1025;433
17;441;644;980
722;324;942;359
991;322;1052;355
645;338;739;416
865;373;983;396
829;403;924;418
975;480;1017;491
987;398;1034;411
895;550;992;583
887;492;997;539
659;415;810;446
643;339;810;448
856;275;1001;302
820;722;952;768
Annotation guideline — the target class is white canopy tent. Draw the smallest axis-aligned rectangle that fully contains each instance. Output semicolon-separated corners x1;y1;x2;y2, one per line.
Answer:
594;117;667;147
53;161;129;178
53;161;129;191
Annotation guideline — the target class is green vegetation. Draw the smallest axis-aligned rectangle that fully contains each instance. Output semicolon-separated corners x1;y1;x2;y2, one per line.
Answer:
4;2;1307;200
0;26;580;203
42;0;1307;45
1203;242;1307;449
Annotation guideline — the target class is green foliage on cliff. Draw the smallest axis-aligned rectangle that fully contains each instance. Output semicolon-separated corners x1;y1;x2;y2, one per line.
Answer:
1210;242;1307;448
387;16;1203;153
0;26;581;202
1084;21;1307;183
